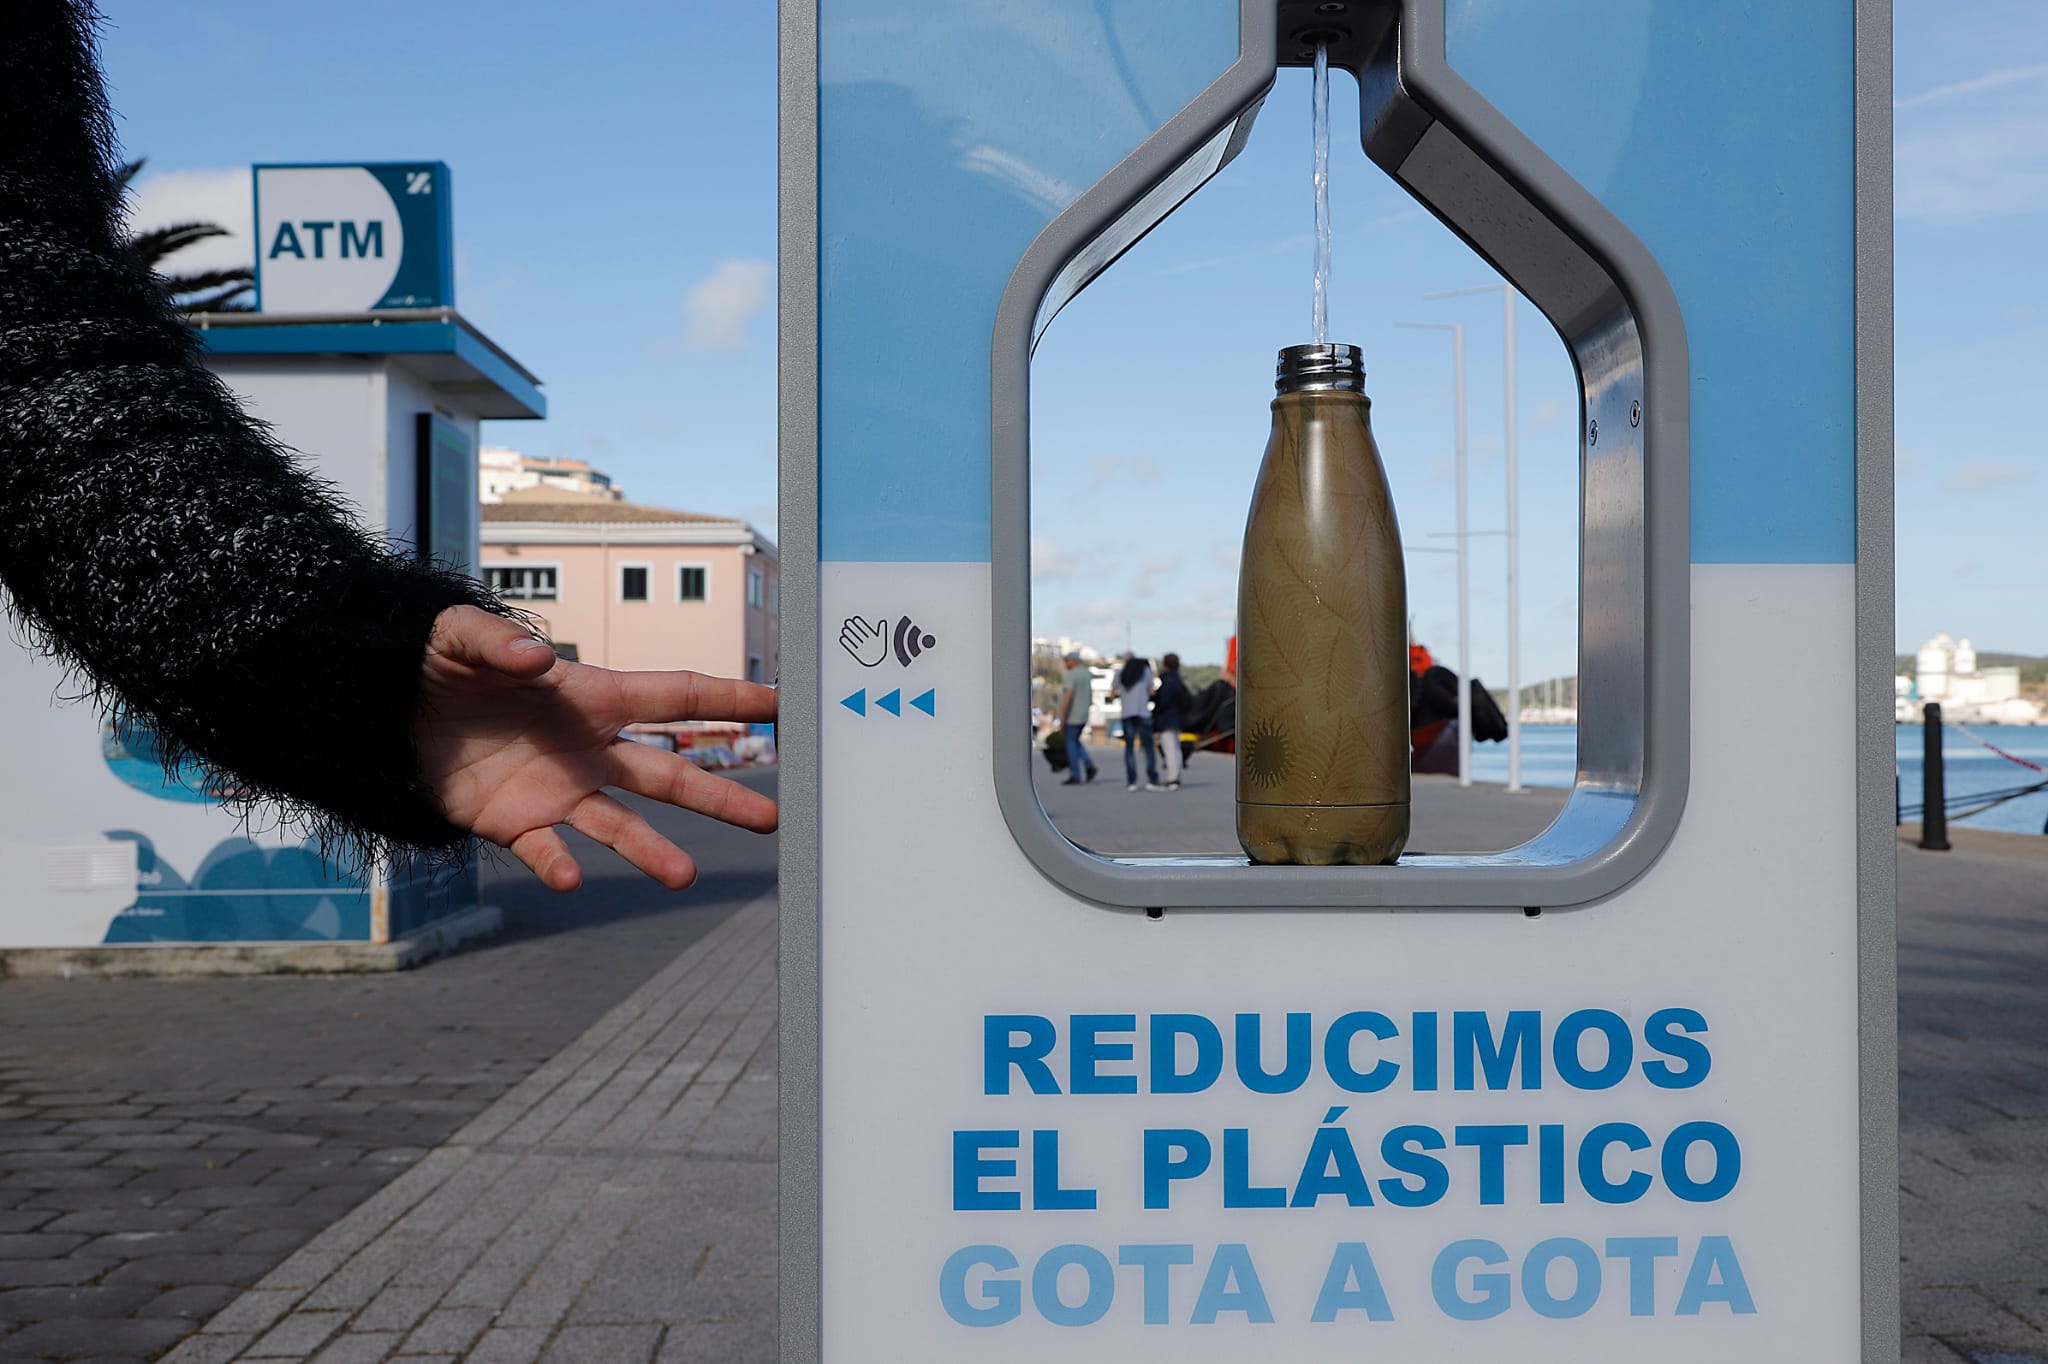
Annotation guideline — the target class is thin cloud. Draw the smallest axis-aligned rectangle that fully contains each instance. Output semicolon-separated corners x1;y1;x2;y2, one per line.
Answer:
1085;454;1161;489
683;258;773;352
1896;63;2048;112
1033;535;1078;580
1897;114;2048;221
1894;59;2048;222
1943;459;2030;492
1133;554;1184;599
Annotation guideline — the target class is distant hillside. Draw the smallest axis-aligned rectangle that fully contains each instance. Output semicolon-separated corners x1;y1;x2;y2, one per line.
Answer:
1897;652;2048;686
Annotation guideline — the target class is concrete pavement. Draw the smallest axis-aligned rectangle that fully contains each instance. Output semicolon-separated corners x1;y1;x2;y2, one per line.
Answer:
1897;825;2048;1362
0;771;775;1362
1034;744;1571;854
11;756;2048;1359
159;897;778;1364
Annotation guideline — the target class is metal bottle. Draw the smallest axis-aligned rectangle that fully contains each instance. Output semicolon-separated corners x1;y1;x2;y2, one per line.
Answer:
1236;343;1409;865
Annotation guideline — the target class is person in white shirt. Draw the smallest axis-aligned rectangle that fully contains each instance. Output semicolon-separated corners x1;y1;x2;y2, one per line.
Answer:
1112;654;1162;791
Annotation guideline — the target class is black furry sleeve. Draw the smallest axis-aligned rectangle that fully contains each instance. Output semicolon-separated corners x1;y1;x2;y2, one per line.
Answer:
0;1;503;856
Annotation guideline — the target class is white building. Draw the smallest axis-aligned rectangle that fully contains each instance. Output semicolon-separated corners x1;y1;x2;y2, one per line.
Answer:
1898;633;2041;724
1031;635;1106;664
479;447;621;503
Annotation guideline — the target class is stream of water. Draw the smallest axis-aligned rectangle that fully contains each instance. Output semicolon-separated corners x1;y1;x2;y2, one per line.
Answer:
1312;41;1330;344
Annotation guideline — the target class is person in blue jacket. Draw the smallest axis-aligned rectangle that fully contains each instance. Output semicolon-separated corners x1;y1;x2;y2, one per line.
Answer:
1150;653;1193;791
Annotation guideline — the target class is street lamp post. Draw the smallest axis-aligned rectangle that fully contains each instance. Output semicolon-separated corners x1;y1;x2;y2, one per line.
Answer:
1425;282;1522;792
1394;319;1469;787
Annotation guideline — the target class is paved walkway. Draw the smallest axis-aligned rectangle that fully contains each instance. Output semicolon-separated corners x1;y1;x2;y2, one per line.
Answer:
0;773;775;1362
1897;825;2048;1364
163;896;779;1364
12;765;2048;1360
1036;755;1573;855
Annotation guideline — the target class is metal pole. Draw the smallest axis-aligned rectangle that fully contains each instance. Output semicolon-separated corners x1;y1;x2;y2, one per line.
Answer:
1503;287;1522;792
1424;282;1521;790
1919;702;1950;851
1452;325;1470;786
1395;319;1470;785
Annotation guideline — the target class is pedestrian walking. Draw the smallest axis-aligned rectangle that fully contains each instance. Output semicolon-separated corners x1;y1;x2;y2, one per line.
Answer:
1058;651;1099;785
1113;653;1162;791
1151;652;1192;790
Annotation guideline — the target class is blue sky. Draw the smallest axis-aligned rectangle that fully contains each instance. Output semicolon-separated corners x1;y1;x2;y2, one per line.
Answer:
102;2;2044;676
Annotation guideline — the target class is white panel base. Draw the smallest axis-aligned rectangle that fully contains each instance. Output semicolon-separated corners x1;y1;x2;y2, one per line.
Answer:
818;563;1859;1360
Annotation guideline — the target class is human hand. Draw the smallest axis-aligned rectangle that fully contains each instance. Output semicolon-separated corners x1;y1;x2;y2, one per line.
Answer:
838;614;888;668
414;606;779;892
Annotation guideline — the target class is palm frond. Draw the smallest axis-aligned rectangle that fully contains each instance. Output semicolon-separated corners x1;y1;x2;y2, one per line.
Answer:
178;281;256;313
129;221;232;269
116;154;254;315
159;266;255;295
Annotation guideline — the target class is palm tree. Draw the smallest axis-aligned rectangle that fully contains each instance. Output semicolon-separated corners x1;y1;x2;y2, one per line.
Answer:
117;158;254;312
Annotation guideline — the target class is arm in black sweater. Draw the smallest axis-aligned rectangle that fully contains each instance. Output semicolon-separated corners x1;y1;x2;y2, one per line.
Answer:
0;1;506;857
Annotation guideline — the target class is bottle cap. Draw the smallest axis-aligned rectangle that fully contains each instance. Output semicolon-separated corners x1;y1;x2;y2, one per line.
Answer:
1275;343;1366;395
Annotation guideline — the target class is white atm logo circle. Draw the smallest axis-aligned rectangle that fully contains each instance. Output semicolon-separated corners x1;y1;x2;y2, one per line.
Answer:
256;167;404;313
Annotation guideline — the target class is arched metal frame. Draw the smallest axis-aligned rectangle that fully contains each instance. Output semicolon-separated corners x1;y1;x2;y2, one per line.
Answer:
990;0;1691;909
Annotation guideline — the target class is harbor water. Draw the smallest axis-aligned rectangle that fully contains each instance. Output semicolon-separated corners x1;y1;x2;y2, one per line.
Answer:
1469;723;2048;837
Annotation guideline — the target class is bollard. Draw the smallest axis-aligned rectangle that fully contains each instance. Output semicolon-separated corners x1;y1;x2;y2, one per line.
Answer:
1920;701;1951;851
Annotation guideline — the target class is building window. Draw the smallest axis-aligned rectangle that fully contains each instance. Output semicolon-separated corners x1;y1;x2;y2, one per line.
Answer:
485;565;558;601
747;568;765;610
748;655;764;684
619;564;650;602
678;564;709;602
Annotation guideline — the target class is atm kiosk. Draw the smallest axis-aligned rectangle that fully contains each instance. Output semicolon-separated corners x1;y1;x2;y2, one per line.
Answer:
0;162;545;959
780;0;1893;1356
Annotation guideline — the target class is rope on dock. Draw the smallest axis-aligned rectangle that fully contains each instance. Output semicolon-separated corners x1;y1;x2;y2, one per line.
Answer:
1947;718;2048;773
1899;777;2048;822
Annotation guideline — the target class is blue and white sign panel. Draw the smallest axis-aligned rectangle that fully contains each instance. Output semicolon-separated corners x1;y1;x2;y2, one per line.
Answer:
791;0;1888;1359
253;162;454;314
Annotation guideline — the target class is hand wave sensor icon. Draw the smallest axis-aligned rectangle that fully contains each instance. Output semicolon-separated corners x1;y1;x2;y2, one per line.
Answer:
838;615;937;669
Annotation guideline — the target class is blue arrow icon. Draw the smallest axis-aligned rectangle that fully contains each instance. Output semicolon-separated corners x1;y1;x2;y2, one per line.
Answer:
840;688;866;716
910;688;936;716
876;689;902;716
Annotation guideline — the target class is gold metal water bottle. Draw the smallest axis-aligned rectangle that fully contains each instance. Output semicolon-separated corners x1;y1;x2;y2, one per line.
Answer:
1236;343;1409;865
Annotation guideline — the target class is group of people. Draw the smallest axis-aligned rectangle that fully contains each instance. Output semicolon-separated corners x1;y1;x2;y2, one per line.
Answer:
1057;650;1194;792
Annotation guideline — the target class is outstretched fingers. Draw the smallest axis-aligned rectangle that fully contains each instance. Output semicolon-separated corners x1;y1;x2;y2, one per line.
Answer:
429;605;558;679
509;827;583;893
566;790;699;889
605;741;780;833
614;669;778;726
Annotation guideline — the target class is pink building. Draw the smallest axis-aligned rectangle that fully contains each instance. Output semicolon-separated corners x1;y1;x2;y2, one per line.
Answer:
480;486;778;686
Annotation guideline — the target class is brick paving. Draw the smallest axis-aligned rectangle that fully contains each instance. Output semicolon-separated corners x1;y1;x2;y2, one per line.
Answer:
0;773;774;1362
1897;829;2048;1364
12;760;2048;1360
162;895;778;1364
